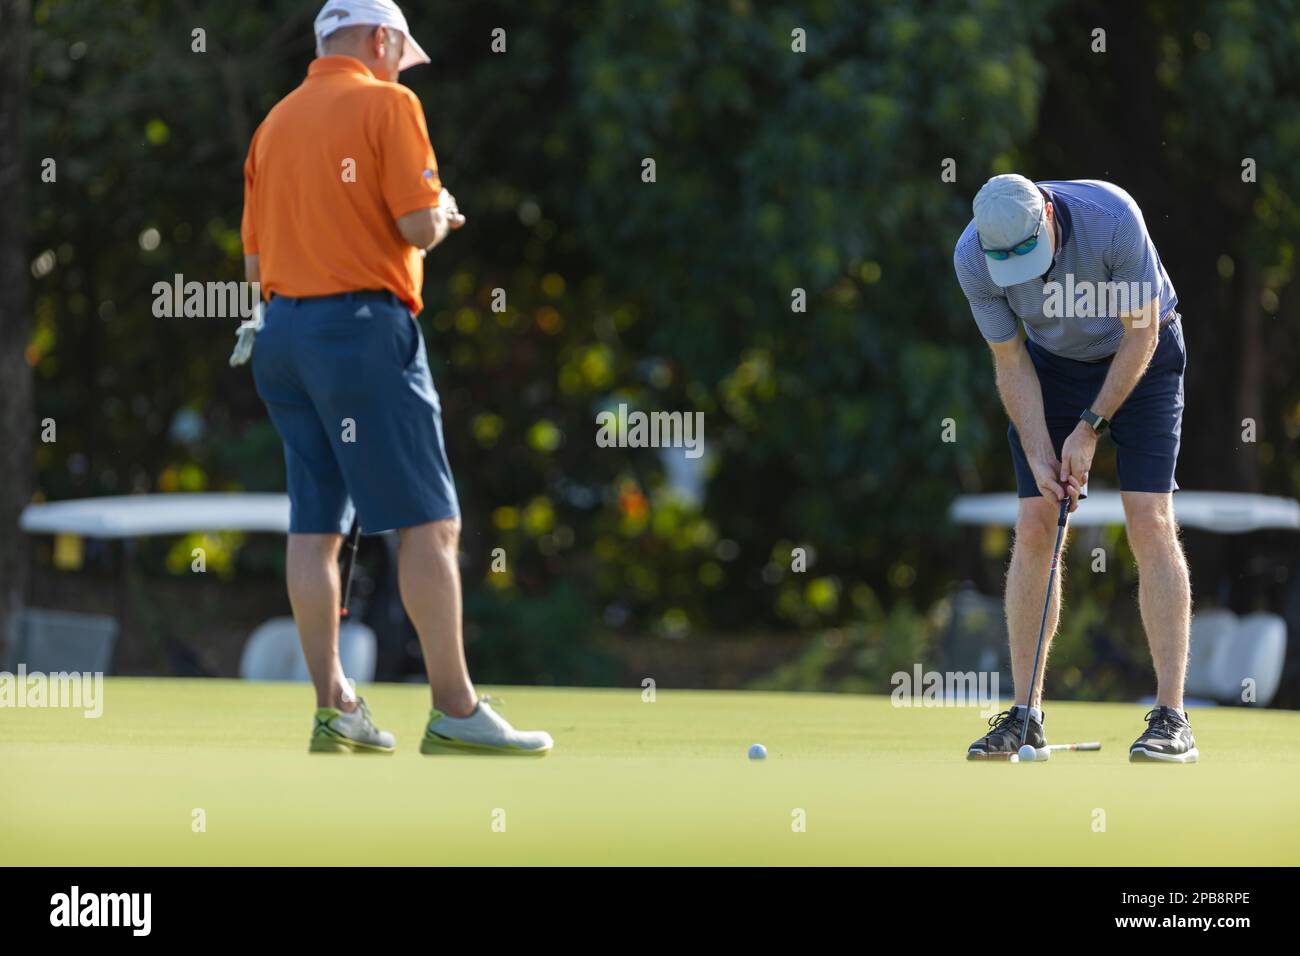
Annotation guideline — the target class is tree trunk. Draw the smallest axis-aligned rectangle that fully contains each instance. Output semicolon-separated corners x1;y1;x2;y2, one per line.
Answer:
0;0;33;659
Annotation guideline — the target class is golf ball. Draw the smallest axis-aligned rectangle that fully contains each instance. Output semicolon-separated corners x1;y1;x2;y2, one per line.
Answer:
748;743;767;760
1018;744;1037;763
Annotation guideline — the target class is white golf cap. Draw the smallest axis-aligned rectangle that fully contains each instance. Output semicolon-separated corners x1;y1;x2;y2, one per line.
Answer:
314;0;431;72
972;174;1053;287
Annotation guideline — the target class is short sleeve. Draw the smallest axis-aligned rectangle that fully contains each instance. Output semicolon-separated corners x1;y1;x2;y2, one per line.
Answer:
377;92;442;221
954;236;1019;343
1108;202;1161;313
240;129;259;255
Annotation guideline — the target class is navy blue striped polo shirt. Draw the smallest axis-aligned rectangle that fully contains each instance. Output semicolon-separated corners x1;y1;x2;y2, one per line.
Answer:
953;180;1178;361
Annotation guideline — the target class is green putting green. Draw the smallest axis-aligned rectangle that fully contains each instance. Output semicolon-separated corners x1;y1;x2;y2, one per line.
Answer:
2;679;1298;865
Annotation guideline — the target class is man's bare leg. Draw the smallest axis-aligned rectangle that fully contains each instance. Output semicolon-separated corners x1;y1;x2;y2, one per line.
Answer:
398;518;477;718
1122;492;1190;711
286;532;355;711
1006;496;1069;708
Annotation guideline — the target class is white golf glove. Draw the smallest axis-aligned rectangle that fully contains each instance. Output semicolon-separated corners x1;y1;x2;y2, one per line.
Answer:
228;300;264;367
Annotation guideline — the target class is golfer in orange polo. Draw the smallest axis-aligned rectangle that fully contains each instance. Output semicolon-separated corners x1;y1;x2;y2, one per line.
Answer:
239;0;552;755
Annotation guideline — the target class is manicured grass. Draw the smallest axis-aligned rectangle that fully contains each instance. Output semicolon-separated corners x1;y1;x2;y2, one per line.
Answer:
3;679;1298;865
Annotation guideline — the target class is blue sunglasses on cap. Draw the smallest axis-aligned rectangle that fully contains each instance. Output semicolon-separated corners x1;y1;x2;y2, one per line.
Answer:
980;206;1045;260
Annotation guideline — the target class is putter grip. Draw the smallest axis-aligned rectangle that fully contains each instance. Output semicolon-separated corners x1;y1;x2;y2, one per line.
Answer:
1057;495;1070;526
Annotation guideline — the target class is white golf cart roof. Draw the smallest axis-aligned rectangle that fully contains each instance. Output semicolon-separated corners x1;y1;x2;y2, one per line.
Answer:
19;493;291;538
950;491;1300;534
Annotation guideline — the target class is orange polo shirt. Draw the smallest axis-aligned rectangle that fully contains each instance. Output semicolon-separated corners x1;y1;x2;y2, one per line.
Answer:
241;56;443;314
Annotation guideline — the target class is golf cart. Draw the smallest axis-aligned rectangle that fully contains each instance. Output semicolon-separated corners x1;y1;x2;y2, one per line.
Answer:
946;491;1300;708
11;493;410;682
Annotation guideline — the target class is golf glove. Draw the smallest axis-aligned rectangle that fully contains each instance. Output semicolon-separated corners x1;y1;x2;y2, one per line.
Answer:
228;300;264;367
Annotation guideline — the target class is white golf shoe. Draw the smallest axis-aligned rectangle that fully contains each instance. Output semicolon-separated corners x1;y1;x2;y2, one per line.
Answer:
420;697;553;756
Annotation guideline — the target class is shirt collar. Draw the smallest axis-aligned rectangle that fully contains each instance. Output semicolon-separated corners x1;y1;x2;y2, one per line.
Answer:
307;55;375;81
1040;184;1072;250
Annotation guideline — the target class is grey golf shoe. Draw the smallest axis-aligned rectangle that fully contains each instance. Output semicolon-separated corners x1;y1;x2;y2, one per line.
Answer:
1129;706;1199;763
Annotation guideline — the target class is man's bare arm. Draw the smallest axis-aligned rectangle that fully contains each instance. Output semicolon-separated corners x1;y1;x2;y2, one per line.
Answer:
1056;297;1162;494
989;335;1068;501
396;206;450;251
1088;298;1161;419
990;336;1051;460
395;189;466;251
245;254;259;285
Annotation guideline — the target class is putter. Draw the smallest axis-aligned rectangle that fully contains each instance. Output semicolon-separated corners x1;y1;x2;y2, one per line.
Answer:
983;741;1100;761
1017;493;1072;758
339;518;361;619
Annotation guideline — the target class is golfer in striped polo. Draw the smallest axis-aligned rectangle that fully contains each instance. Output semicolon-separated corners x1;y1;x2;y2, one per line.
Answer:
239;0;551;755
954;175;1197;763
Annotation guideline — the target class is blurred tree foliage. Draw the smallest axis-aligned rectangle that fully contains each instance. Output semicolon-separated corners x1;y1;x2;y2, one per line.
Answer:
22;0;1300;681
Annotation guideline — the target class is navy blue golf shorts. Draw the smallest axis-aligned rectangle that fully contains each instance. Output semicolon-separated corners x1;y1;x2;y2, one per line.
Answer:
252;291;460;535
1009;316;1186;497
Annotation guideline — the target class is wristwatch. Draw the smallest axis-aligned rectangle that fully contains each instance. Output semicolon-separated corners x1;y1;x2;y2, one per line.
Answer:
1080;408;1110;435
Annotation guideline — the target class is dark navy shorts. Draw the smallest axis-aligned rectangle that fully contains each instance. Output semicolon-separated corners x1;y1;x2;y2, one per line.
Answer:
252;291;460;535
1009;317;1186;497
